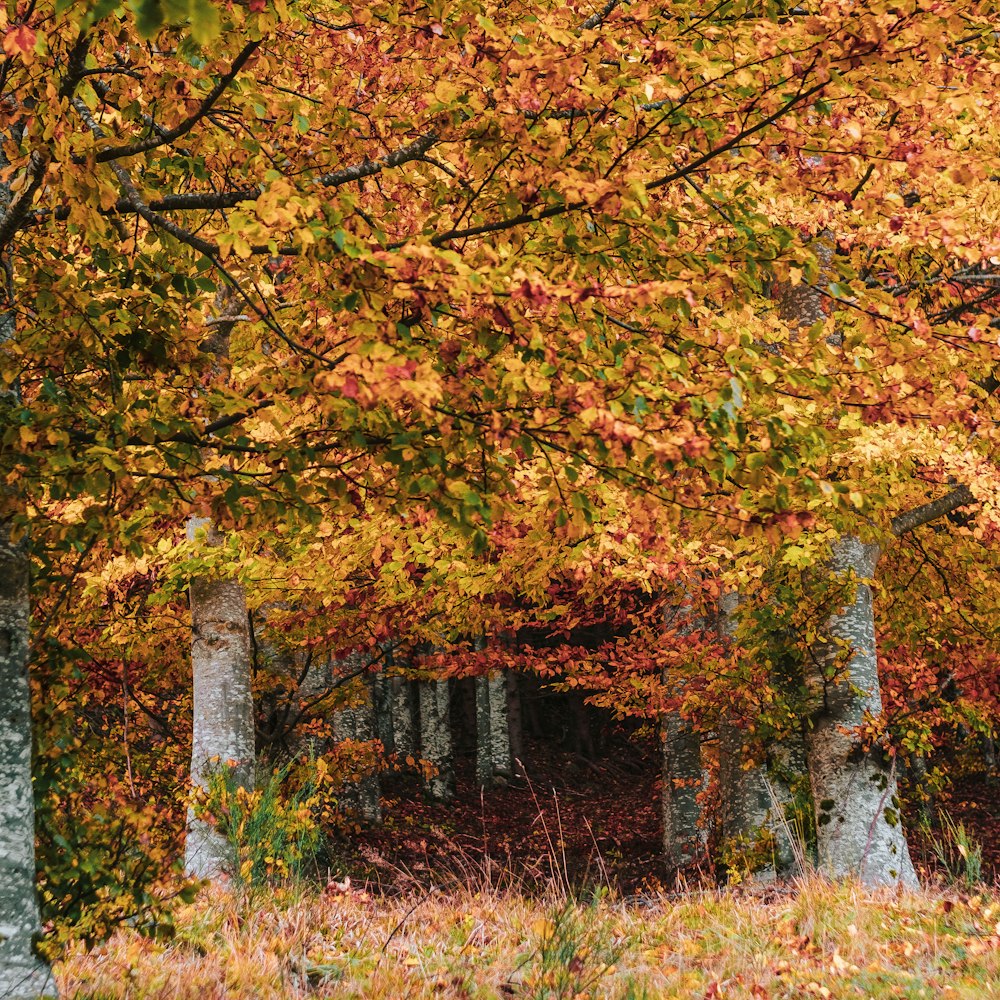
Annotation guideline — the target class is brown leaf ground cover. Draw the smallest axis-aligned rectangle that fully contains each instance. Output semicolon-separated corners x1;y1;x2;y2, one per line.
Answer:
343;736;1000;896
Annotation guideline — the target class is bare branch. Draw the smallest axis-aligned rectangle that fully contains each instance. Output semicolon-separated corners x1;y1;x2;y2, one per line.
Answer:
580;0;622;31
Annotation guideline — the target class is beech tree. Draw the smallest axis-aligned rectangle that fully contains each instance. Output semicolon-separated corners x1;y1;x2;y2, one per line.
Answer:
1;5;1000;972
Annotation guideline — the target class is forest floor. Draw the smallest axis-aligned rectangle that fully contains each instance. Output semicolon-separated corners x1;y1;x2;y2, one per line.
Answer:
58;735;1000;997
60;879;1000;998
340;735;1000;896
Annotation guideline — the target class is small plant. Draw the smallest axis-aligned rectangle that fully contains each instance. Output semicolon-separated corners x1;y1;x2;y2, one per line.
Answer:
196;757;327;891
924;810;983;888
512;897;622;999
719;826;778;885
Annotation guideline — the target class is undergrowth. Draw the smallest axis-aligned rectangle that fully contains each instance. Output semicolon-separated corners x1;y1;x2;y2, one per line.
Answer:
59;876;1000;999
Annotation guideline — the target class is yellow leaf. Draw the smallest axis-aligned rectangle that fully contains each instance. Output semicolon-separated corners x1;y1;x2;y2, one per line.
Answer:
531;918;555;940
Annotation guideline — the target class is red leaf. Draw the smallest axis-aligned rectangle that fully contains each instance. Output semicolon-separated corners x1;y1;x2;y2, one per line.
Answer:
3;24;36;59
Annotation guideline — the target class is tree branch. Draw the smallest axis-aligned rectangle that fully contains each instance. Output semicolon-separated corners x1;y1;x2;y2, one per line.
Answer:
316;131;440;189
93;40;261;163
420;78;829;248
580;0;622;31
0;150;48;251
890;485;975;537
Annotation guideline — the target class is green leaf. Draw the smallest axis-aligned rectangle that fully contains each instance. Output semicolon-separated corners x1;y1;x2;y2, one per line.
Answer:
189;0;221;44
132;0;165;37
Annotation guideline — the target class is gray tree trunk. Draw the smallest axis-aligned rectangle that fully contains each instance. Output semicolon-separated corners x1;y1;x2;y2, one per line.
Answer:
488;673;513;778
661;711;705;868
185;519;256;881
719;724;805;879
419;679;454;801
333;665;382;825
475;672;513;787
373;670;394;755
805;536;917;887
0;135;56;995
662;599;706;869
0;521;56;999
391;677;418;757
717;592;801;879
776;242;915;887
507;671;525;774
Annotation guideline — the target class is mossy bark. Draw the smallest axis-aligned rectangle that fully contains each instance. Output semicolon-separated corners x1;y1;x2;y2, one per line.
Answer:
806;537;917;888
717;592;802;879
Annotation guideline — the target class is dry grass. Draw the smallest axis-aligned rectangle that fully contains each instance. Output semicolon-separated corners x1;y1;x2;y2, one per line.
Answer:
58;876;1000;999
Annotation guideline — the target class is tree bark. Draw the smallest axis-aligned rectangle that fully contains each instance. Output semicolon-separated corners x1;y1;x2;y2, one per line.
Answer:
805;536;917;887
488;673;513;778
391;677;418;757
662;598;706;870
475;676;493;787
184;299;257;882
717;592;802;879
776;241;916;887
373;670;394;756
419;679;454;801
333;663;382;825
475;672;513;787
0;136;56;993
0;520;57;999
661;711;705;869
507;672;525;774
185;518;256;881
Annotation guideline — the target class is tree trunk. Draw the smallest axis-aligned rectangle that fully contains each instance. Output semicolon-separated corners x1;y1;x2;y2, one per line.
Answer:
185;518;256;881
805;536;917;887
717;592;801;879
662;598;706;870
719;724;806;879
333;664;382;825
507;672;525;774
775;242;915;886
475;676;493;787
0;521;57;998
391;677;418;757
373;670;394;756
661;711;705;869
488;673;513;778
419;679;454;801
570;692;595;760
475;672;513;787
0;146;56;993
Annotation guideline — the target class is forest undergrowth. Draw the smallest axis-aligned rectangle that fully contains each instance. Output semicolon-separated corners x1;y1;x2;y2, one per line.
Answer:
57;735;1000;999
344;736;1000;897
59;877;1000;999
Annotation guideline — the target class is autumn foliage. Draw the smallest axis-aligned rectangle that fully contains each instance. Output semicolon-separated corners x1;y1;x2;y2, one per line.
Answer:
0;0;1000;977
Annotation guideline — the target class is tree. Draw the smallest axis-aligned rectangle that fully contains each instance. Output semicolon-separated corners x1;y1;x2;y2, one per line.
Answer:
1;5;998;960
0;523;55;998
